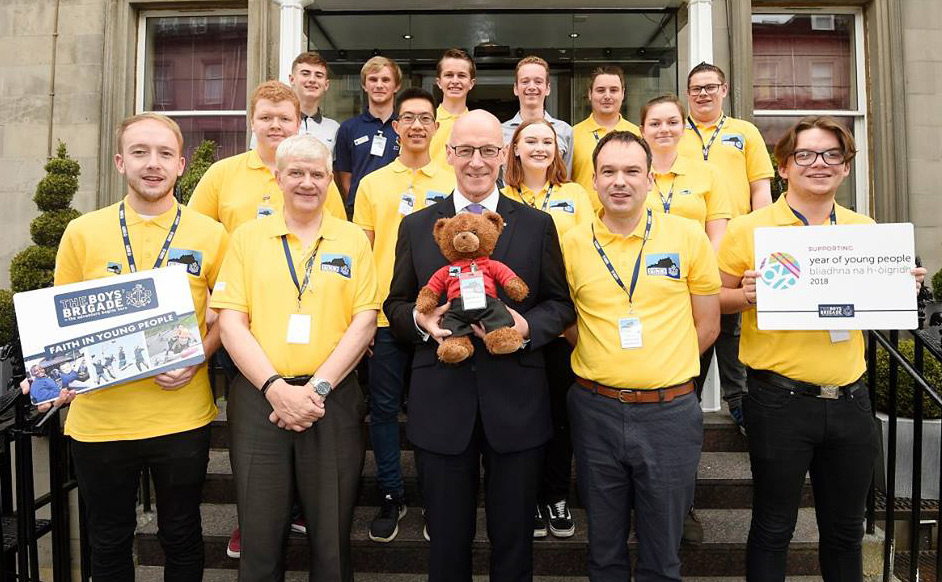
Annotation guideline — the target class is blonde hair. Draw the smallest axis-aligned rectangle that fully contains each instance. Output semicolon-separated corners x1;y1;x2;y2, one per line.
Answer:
276;134;332;172
360;56;402;87
116;113;183;152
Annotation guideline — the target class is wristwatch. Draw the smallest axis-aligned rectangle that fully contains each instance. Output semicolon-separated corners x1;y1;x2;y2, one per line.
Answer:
309;377;332;399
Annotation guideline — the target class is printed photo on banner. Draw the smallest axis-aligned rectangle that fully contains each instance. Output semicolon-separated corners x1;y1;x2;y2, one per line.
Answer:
13;265;205;405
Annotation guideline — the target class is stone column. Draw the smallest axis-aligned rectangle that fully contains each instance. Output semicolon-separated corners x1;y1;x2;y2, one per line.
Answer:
275;0;315;83
688;0;714;69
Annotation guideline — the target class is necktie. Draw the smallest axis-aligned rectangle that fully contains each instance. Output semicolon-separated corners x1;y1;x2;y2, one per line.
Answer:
464;203;485;214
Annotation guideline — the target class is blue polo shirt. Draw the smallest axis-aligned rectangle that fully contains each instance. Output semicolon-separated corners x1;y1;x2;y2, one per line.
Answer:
334;111;400;211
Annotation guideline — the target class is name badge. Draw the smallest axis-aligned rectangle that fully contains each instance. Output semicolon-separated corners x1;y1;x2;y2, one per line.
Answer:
459;272;487;310
286;314;311;344
829;330;850;343
353;135;369;146
257;205;274;219
619;317;643;349
370;133;387;157
399;192;415;216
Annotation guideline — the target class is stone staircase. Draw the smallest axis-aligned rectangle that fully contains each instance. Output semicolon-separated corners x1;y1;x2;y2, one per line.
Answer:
134;399;823;579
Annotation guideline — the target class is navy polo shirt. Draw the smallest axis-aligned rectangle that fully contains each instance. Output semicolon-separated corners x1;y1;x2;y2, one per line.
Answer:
334;111;400;210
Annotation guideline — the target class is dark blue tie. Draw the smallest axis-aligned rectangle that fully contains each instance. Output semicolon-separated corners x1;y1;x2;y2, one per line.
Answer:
464;203;485;214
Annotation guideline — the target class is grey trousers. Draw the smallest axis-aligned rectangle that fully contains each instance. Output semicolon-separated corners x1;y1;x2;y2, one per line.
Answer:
715;312;748;408
228;373;365;582
569;384;703;582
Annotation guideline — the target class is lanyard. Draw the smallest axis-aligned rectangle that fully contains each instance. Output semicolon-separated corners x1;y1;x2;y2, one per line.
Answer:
516;184;554;212
790;205;837;226
118;201;181;273
592;129;602;142
687;114;727;161
591;208;653;313
654;175;677;214
281;235;323;309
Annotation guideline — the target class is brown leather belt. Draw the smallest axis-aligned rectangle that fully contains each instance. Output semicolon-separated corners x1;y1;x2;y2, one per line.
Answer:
575;377;695;404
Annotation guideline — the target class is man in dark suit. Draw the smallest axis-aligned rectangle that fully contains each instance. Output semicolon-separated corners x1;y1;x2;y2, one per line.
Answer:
385;110;575;582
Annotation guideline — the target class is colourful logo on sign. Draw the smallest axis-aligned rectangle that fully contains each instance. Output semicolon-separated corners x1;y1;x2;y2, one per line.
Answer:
759;252;801;290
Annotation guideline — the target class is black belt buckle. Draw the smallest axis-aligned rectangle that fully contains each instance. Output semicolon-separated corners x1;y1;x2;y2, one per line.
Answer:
817;385;840;400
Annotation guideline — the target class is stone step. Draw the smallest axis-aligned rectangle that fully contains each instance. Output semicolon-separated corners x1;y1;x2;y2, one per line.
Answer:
135;504;822;576
201;449;813;509
209;400;749;453
135;566;821;581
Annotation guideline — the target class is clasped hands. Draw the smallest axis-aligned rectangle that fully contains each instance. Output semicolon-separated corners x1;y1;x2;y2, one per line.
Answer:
266;380;325;432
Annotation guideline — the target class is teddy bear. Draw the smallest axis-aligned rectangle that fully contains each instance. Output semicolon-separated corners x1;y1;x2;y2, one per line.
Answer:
415;211;529;363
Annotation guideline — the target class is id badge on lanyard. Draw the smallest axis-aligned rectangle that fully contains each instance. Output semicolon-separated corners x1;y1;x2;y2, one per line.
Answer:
459;268;487;310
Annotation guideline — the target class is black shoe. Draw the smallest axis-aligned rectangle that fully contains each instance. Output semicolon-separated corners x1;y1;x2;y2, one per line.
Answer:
369;494;407;543
544;499;575;538
533;504;548;538
682;507;704;545
729;405;747;437
421;507;430;542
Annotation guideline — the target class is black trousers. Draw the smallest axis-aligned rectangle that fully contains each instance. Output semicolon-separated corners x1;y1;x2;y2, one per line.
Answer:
416;418;544;582
744;371;879;581
71;425;211;582
539;337;574;503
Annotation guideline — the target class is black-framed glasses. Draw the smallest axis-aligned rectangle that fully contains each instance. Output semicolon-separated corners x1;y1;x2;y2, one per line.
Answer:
398;113;435;126
449;145;502;159
687;83;723;96
791;149;847;166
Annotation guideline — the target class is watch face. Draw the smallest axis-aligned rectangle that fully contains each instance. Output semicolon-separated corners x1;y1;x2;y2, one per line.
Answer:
314;381;331;396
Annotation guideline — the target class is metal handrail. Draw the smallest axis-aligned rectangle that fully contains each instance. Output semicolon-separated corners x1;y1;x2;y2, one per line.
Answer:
867;328;942;581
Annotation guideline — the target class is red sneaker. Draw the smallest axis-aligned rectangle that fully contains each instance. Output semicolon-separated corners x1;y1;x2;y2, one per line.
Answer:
290;516;307;534
226;527;241;559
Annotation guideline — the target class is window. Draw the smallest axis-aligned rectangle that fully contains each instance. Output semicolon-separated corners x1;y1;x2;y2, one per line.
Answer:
752;9;867;212
137;11;248;161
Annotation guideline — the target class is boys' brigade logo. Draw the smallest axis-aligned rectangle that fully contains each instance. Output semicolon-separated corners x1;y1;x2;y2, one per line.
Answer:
721;133;745;151
106;262;122;275
426;190;448;205
548;199;575;214
645;253;681;279
167;248;203;277
320;254;352;279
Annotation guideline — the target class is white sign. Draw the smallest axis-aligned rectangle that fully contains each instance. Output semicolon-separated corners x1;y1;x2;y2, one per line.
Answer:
13;265;204;405
754;223;917;331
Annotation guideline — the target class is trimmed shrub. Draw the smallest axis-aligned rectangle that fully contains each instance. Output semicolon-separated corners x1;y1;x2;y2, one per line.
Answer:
30;208;81;247
178;140;217;205
932;268;942;303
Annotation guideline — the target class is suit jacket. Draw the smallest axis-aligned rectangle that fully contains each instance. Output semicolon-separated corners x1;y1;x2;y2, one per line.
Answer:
384;193;575;454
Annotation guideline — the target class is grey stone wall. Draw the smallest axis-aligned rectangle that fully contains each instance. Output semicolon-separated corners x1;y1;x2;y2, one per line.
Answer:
0;0;106;288
903;0;942;280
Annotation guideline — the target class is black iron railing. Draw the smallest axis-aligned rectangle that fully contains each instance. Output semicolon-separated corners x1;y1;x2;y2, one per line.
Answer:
866;326;942;581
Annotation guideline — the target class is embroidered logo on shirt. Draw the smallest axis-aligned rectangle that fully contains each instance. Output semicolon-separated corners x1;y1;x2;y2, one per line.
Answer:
167;248;203;276
548;199;575;214
106;262;122;275
721;134;745;151
320;254;352;279
645;253;681;279
426;190;448;205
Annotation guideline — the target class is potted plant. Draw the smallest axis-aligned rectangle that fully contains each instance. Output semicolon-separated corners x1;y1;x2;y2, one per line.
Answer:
873;338;942;499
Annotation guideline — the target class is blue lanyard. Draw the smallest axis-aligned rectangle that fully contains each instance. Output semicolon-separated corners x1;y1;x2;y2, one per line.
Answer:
591;208;653;312
516;184;554;212
687;114;727;161
654;175;677;214
592;129;602;142
118;201;181;273
281;235;322;308
790;205;837;226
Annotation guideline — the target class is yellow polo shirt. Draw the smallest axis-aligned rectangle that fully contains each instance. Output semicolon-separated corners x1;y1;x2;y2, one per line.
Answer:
645;155;733;228
353;159;456;327
563;210;720;389
188;149;346;233
210;212;378;376
429;104;467;170
717;194;872;385
54;198;229;442
571;115;641;211
503;181;594;241
678;115;774;217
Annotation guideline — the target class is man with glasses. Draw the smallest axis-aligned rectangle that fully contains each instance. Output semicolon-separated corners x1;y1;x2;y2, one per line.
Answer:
502;56;574;178
385;110;575;581
717;116;925;580
679;62;775;444
353;87;455;543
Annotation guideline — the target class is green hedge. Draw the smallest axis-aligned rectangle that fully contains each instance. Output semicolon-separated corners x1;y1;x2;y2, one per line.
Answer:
932;268;942;303
873;339;942;420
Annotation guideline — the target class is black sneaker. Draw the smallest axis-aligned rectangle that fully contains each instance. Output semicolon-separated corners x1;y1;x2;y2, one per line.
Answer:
729;405;747;437
533;504;548;538
682;507;704;545
544;499;575;538
369;494;407;543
